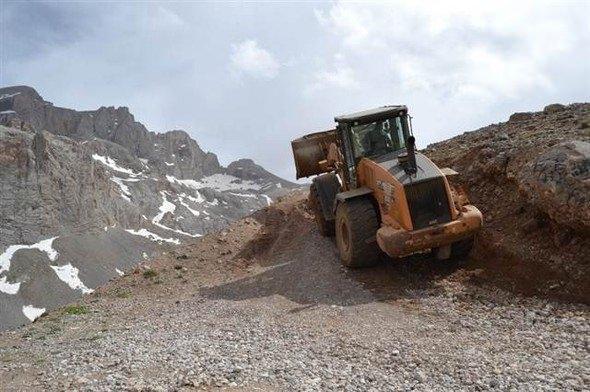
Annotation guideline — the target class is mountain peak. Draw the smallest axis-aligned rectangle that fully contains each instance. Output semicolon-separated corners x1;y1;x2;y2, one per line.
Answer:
0;85;43;101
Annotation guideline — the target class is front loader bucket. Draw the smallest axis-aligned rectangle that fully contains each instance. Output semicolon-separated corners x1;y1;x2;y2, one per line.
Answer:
291;129;337;179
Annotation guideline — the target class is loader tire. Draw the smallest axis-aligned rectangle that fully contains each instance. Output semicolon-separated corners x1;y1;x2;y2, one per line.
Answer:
309;184;335;237
335;198;382;268
451;237;474;259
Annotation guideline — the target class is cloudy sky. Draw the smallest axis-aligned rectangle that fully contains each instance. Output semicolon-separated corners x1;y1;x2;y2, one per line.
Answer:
2;1;589;180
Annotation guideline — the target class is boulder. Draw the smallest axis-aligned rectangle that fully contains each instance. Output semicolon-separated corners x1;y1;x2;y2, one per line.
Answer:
577;115;590;129
509;112;534;122
543;103;566;114
518;141;590;232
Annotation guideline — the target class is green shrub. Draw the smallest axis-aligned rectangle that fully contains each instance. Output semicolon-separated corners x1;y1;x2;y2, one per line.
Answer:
116;291;131;299
64;305;88;315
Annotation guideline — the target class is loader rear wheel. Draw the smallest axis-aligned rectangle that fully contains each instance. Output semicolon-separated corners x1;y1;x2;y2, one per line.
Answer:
309;184;335;237
335;198;382;268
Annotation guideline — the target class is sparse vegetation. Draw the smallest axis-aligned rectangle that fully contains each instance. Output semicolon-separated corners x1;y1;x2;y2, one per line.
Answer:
143;269;158;278
116;290;131;299
64;305;89;315
47;323;61;335
34;356;46;365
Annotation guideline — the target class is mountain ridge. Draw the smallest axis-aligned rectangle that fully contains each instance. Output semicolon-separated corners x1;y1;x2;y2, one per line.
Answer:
0;85;299;329
0;85;283;179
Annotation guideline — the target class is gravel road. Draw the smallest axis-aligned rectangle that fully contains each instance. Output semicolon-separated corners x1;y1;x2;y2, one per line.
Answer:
1;194;588;391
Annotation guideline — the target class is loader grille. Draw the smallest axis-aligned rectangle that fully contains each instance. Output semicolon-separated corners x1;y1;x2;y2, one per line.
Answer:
404;177;451;230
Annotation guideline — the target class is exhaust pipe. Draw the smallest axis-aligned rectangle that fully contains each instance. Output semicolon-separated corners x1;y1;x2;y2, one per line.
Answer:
405;136;417;175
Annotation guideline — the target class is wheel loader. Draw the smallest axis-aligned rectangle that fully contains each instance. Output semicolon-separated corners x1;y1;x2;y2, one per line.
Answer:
291;106;482;267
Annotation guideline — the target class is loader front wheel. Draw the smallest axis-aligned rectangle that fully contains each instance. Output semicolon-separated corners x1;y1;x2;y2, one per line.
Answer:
309;184;335;237
451;237;475;259
335;198;382;268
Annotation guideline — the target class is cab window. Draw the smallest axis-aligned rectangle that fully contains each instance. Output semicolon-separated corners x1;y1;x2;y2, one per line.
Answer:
350;116;408;159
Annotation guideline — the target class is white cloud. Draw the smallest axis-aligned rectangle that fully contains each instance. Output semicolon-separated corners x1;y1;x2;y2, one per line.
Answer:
306;65;358;95
307;0;590;151
230;40;280;80
146;6;185;30
314;6;374;49
305;51;360;94
314;1;584;101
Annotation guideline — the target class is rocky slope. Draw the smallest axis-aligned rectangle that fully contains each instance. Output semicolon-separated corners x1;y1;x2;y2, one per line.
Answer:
424;103;590;303
0;86;299;330
0;193;587;391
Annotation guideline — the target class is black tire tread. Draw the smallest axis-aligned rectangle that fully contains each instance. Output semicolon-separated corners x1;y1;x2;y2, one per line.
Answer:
309;184;335;237
336;197;382;268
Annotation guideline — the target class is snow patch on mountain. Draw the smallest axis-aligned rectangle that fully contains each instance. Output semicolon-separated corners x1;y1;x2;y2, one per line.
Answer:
110;177;133;201
22;305;46;322
0;92;21;100
125;229;181;245
166;173;262;192
261;194;272;206
178;197;201;217
151;192;201;238
0;276;20;295
92;154;142;177
50;264;94;294
179;192;205;204
1;237;59;275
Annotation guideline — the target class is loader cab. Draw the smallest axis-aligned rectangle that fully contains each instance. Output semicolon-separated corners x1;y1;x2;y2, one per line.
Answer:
335;105;411;188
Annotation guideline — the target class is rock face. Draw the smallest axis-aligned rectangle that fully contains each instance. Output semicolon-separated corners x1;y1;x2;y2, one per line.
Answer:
425;102;590;302
0;128;142;244
0;86;221;178
0;86;299;330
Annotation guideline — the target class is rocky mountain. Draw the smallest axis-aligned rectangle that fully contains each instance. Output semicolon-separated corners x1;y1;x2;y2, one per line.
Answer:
0;86;299;329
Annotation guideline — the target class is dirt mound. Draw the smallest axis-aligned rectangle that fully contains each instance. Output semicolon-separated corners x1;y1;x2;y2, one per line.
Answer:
425;103;590;303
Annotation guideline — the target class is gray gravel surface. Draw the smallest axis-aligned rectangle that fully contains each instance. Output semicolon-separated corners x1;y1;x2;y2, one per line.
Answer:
1;196;588;391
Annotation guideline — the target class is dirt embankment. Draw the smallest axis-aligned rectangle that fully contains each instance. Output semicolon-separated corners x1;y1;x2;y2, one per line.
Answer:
425;103;590;303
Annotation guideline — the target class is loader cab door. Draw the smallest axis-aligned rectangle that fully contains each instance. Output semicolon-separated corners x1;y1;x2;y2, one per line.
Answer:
337;115;411;189
336;123;360;189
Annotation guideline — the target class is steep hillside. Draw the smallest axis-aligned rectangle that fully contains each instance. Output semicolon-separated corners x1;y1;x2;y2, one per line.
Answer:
425;103;590;302
0;86;299;329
